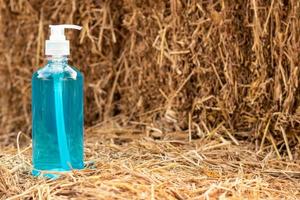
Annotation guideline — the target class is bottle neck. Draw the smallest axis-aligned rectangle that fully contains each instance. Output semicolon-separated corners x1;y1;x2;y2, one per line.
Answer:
47;55;69;65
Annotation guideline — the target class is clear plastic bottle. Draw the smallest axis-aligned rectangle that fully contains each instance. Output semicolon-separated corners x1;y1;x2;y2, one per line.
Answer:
32;25;84;178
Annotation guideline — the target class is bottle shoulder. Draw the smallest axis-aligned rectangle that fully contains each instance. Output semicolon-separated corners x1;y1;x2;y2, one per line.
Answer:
32;64;83;80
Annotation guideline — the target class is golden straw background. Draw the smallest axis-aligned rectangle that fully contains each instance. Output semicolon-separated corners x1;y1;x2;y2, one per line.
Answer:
0;0;300;199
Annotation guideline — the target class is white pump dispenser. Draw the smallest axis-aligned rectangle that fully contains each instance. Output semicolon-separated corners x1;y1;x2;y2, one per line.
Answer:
45;24;82;56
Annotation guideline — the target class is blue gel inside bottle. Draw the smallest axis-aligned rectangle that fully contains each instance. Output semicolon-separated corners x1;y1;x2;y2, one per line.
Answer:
32;56;84;178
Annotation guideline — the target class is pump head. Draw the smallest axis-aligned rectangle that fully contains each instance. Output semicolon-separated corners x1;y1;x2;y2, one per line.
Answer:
45;24;82;56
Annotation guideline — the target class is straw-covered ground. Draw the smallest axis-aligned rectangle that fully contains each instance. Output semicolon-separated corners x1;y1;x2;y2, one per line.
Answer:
1;128;299;199
1;0;300;151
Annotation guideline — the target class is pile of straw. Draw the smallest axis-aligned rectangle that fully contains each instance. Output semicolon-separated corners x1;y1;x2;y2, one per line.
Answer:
1;1;300;151
1;131;300;199
1;1;300;198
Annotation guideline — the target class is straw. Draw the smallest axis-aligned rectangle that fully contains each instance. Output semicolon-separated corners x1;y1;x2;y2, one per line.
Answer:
1;129;300;199
1;1;300;151
53;74;70;170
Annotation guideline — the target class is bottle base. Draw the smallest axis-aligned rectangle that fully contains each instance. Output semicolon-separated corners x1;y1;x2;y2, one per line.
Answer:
32;167;81;179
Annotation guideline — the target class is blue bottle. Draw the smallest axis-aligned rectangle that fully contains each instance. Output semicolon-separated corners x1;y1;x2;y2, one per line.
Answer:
32;25;84;178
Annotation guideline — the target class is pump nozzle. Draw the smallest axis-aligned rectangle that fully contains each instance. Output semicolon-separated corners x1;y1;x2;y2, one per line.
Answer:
46;24;82;56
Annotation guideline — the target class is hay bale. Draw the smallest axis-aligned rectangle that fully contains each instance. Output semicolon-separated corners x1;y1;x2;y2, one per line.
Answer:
0;0;299;152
